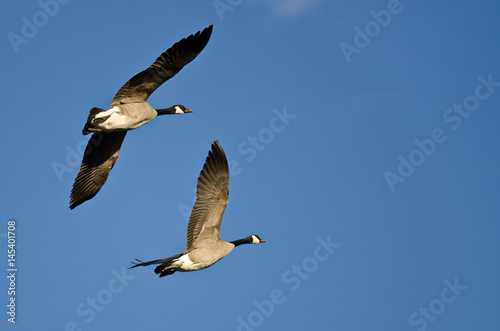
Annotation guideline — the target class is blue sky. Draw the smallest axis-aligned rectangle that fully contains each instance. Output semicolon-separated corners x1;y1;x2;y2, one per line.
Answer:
1;0;500;330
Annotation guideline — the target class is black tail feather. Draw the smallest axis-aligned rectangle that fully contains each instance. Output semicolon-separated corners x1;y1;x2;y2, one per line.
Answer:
82;107;106;135
129;253;183;278
128;257;167;269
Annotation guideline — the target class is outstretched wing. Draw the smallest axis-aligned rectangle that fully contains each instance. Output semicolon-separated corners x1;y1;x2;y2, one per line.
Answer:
69;132;127;209
111;25;213;106
185;141;229;252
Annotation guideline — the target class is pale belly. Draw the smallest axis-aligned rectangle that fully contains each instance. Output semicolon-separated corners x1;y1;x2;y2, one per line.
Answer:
177;243;234;272
94;104;156;131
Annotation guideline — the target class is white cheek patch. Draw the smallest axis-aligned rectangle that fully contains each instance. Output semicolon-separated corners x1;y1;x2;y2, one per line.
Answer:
251;235;260;244
174;106;184;114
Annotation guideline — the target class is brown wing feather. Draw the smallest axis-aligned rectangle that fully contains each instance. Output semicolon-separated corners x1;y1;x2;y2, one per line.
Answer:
111;25;213;106
69;132;127;209
185;141;229;252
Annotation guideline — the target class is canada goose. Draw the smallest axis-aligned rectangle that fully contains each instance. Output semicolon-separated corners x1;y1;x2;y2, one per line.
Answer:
130;141;265;277
69;25;213;209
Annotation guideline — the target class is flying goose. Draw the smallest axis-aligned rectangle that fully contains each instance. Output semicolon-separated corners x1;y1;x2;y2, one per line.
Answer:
130;141;265;277
69;25;213;209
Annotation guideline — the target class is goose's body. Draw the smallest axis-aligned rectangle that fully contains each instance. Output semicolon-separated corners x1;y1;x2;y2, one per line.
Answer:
69;26;213;209
130;141;265;277
85;104;188;132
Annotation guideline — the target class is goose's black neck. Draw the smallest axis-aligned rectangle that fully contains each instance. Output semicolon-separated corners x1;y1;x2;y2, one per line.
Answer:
156;106;177;115
231;237;253;247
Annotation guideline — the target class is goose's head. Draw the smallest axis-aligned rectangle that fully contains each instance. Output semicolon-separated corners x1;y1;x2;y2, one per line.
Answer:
250;234;266;244
173;105;193;114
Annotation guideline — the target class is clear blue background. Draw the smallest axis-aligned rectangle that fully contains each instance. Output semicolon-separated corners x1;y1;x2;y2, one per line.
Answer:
1;0;500;330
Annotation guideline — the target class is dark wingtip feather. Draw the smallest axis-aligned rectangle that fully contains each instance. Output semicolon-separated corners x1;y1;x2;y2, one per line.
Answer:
204;25;214;38
69;132;126;210
207;140;228;173
69;177;100;209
